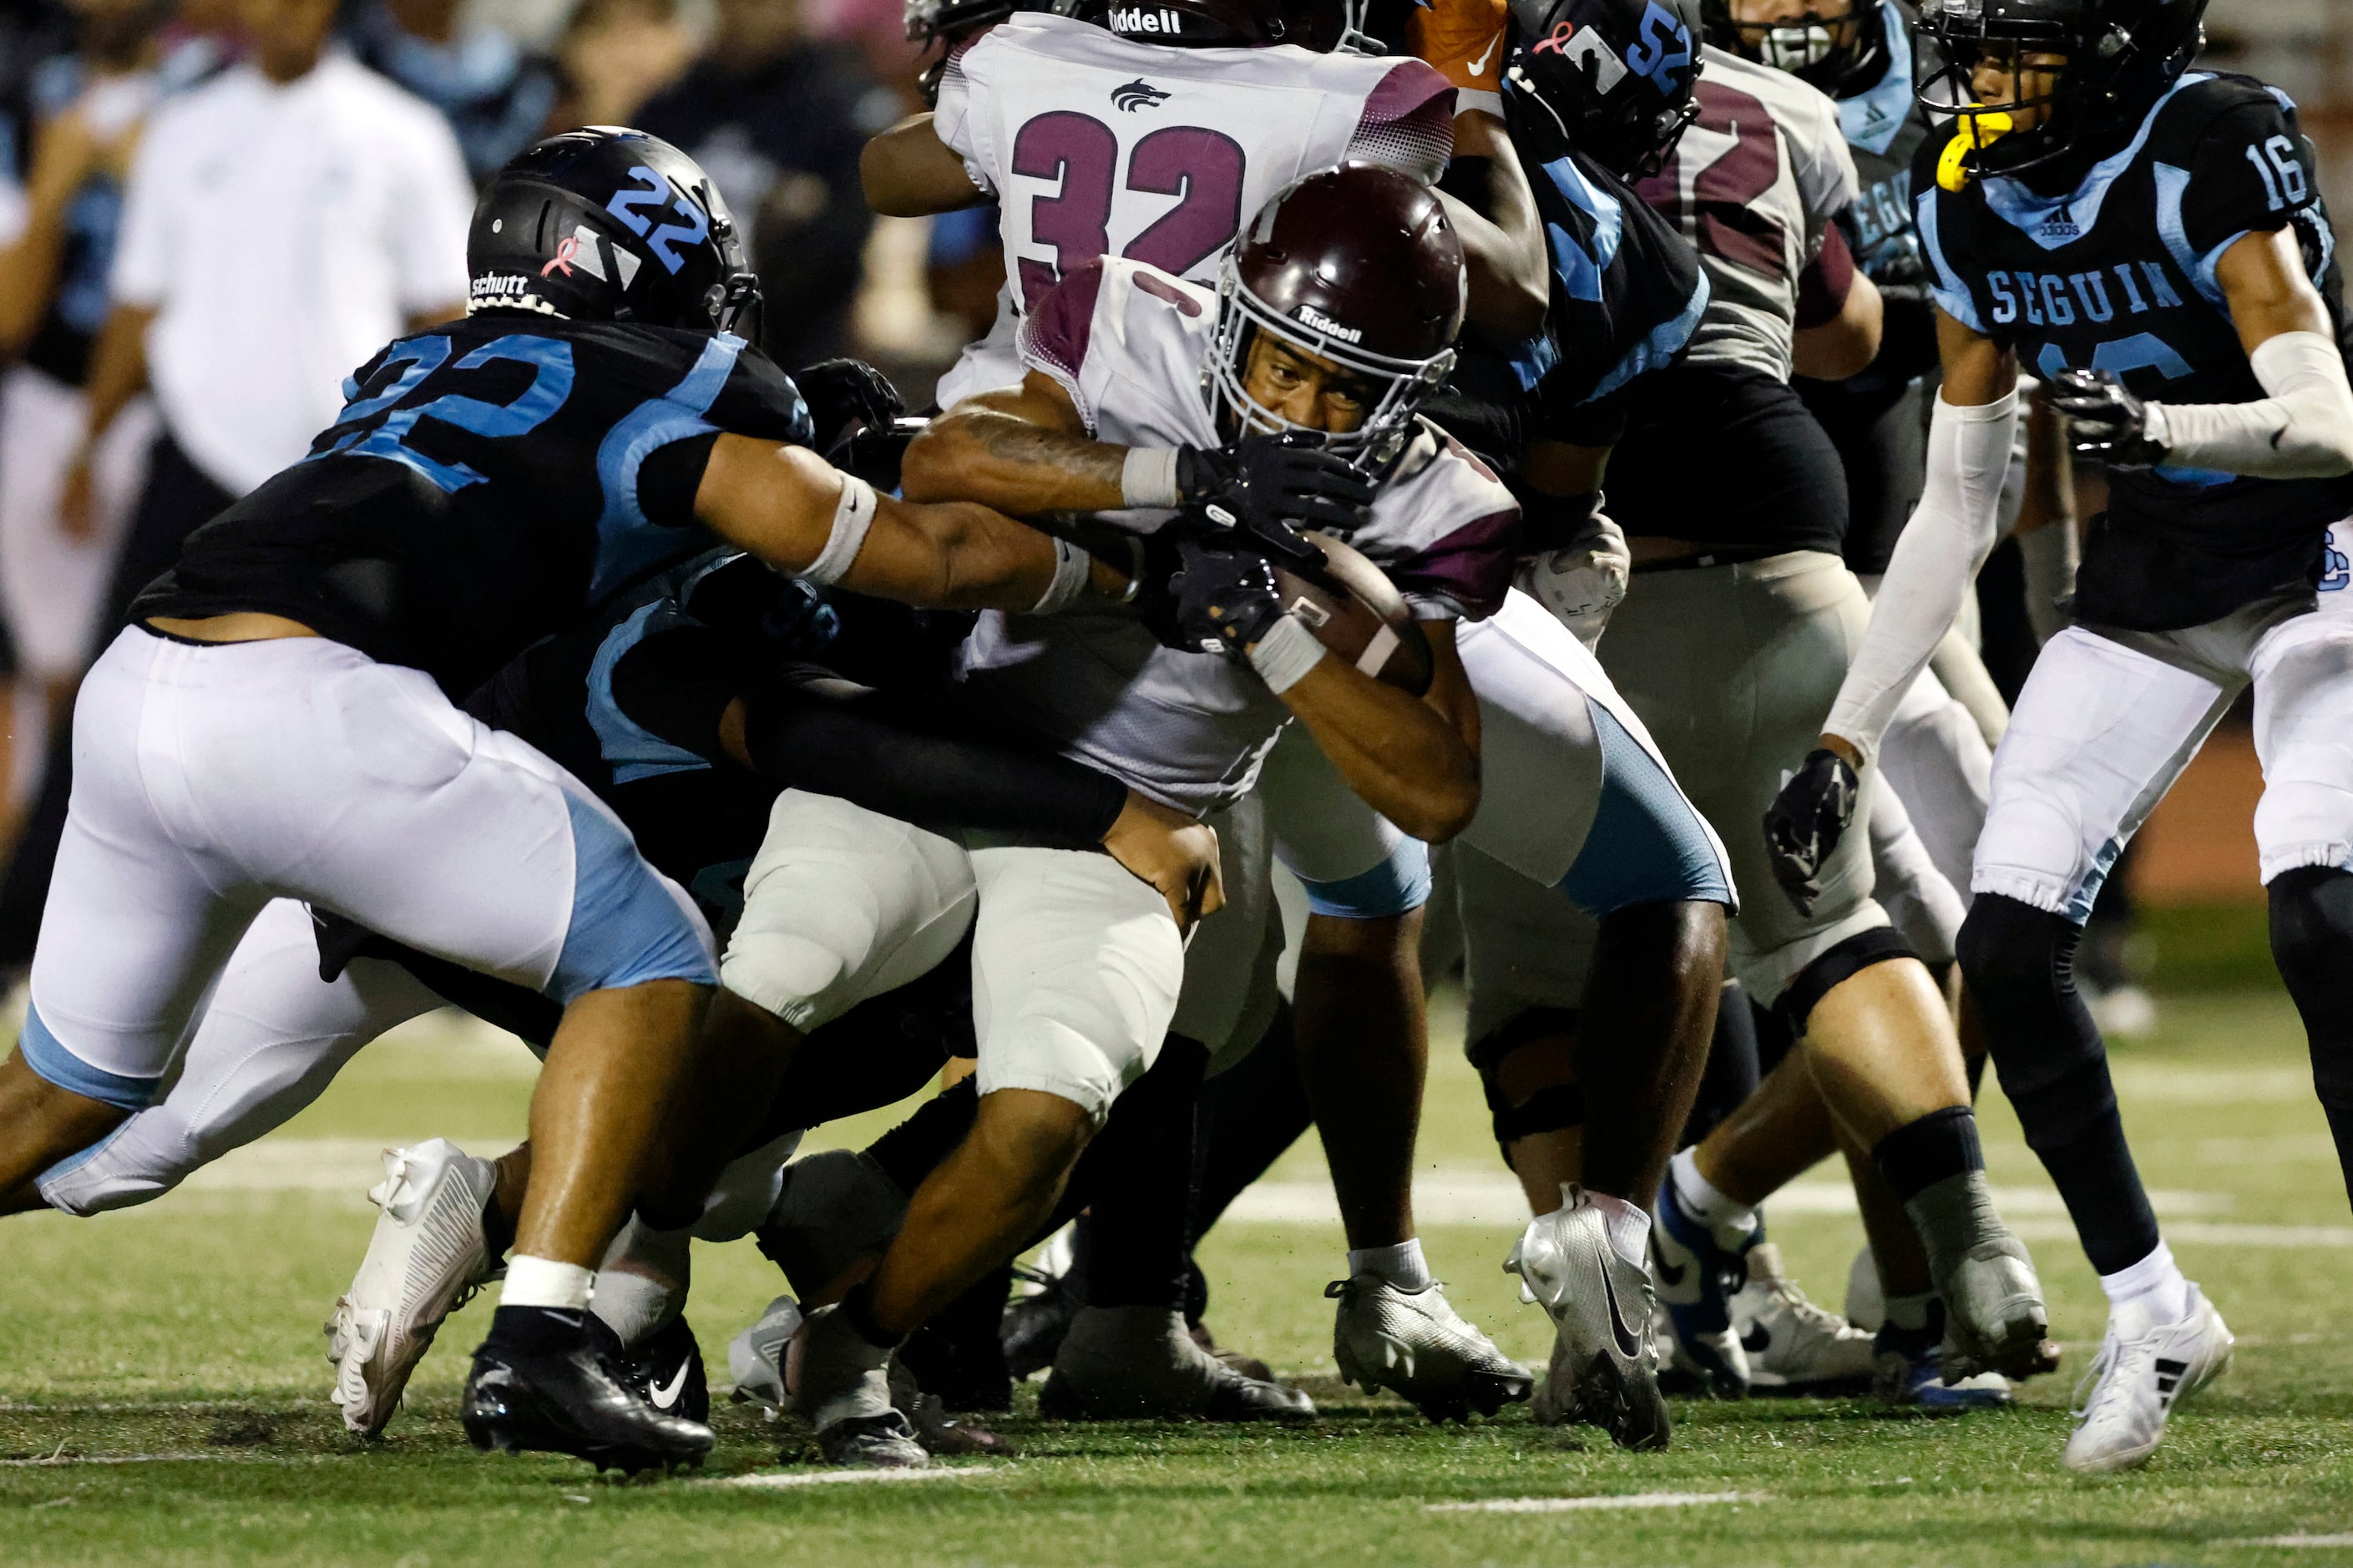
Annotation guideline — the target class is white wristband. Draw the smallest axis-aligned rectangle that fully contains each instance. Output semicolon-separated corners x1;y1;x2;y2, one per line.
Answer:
799;473;878;586
1030;538;1093;615
1245;612;1328;695
1120;446;1183;508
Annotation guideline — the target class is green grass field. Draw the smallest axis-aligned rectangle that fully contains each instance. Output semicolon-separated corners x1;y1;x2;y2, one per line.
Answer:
7;908;2353;1565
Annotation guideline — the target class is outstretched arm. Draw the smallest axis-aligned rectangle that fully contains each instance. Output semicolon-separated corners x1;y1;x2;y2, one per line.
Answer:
695;433;1122;611
1436;111;1548;342
901;373;1130;516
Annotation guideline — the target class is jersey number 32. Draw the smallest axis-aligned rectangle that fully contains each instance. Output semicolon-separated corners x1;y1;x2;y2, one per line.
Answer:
1010;114;1247;308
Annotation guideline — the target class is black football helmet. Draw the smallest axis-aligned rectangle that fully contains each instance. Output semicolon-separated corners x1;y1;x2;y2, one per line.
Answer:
1703;0;1890;97
1206;164;1464;468
1915;0;2208;180
907;0;1089;102
468;128;760;336
1096;0;1380;53
1504;0;1707;179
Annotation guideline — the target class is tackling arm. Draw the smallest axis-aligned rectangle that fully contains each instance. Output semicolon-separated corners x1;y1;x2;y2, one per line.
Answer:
861;114;989;218
696;434;1124;612
1436;111;1550;342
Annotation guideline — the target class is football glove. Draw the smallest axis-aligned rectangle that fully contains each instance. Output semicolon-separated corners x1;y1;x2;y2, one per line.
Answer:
1520;511;1629;651
796;358;907;464
1176;431;1375;547
2045;367;2168;470
1762;748;1861;918
1134;524;1290;660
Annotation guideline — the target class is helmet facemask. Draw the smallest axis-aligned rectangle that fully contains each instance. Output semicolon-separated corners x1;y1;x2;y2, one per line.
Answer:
1202;258;1455;472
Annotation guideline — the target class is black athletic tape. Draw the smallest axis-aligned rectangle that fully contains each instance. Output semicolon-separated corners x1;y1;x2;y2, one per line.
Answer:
1465;1006;1581;1072
1870;1105;1984;1203
1491;1084;1588;1145
837;1282;907;1352
1774;926;1918;1038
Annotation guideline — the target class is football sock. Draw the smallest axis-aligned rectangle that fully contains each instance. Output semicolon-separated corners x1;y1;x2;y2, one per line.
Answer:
2269;867;2353;1212
1958;893;2161;1275
2098;1240;2193;1334
488;1256;593;1356
1080;1038;1208;1310
1582;1187;1653;1269
1668;1146;1756;1252
1348;1239;1431;1292
588;1265;679;1350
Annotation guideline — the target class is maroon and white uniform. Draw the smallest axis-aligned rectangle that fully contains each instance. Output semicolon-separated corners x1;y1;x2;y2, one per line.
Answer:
931;12;1455;407
955;255;1517;816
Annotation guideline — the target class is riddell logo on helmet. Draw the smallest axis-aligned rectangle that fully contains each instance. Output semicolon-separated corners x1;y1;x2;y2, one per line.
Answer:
1294;305;1363;343
1110;8;1188;34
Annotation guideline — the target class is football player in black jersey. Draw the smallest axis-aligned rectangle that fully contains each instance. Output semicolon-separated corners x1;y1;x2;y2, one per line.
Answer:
0;127;1141;1475
1774;0;2353;1471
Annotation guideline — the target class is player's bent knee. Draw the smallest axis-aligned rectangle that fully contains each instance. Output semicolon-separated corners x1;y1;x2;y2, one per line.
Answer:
34;1103;202;1216
1468;1009;1586;1158
2269;865;2353;1026
1955;893;2117;1139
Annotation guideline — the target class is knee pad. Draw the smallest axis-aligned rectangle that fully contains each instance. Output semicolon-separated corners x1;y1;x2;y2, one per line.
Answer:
1955;893;2116;1146
1466;1008;1585;1156
1774;926;1917;1039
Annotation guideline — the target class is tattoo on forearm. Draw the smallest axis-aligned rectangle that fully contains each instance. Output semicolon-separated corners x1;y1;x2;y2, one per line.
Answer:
974;415;1126;493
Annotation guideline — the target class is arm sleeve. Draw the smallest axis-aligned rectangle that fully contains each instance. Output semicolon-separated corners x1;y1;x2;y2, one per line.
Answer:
392;109;477;315
1793;100;1861;262
742;679;1128;842
1824;389;2018;764
107;115;176;307
1343;59;1455;183
1404;0;1510;120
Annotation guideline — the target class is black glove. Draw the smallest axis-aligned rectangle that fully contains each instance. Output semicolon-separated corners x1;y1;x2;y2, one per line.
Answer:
1132;523;1288;660
1762;748;1861;917
795;358;906;463
1175;431;1376;547
2045;367;2168;470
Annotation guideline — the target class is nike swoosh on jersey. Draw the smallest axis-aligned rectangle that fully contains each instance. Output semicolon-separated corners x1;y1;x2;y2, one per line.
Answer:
1466;33;1502;78
650;1358;692;1409
1596;1257;1644;1361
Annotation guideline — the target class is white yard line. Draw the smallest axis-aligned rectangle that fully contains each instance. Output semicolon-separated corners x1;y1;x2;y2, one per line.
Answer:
2226;1534;2353;1547
706;1464;999;1489
1426;1490;1758;1515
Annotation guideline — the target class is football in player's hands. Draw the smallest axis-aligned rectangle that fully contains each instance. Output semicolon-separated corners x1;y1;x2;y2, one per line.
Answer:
1134;518;1431;695
1762;747;1861;917
794;358;907;463
1176;431;1376;539
2046;367;2168;470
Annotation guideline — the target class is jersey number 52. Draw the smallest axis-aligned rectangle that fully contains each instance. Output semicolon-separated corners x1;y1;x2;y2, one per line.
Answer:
1010;114;1247;308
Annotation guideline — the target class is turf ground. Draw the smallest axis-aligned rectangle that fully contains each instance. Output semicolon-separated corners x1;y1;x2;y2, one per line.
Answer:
6;907;2353;1566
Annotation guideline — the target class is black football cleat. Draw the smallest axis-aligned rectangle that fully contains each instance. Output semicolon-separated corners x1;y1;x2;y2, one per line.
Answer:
463;1338;714;1474
592;1313;711;1427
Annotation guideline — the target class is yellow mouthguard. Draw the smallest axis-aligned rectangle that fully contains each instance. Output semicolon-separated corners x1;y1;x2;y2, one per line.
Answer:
1936;109;2016;191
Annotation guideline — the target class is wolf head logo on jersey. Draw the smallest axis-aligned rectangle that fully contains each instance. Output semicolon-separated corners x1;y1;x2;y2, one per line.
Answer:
1112;78;1175;110
1505;0;1705;178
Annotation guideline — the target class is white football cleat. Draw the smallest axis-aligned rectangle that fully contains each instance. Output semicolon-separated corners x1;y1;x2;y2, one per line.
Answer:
326;1139;502;1436
1733;1242;1877;1395
1328;1274;1531;1422
1506;1186;1669;1449
2062;1285;2233;1474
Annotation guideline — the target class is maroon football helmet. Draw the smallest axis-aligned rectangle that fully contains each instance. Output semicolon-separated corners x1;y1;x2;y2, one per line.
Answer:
1206;164;1465;468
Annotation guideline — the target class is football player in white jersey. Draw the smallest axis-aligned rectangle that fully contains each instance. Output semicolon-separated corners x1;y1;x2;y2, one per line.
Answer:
723;165;1510;1463
867;0;1547;409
